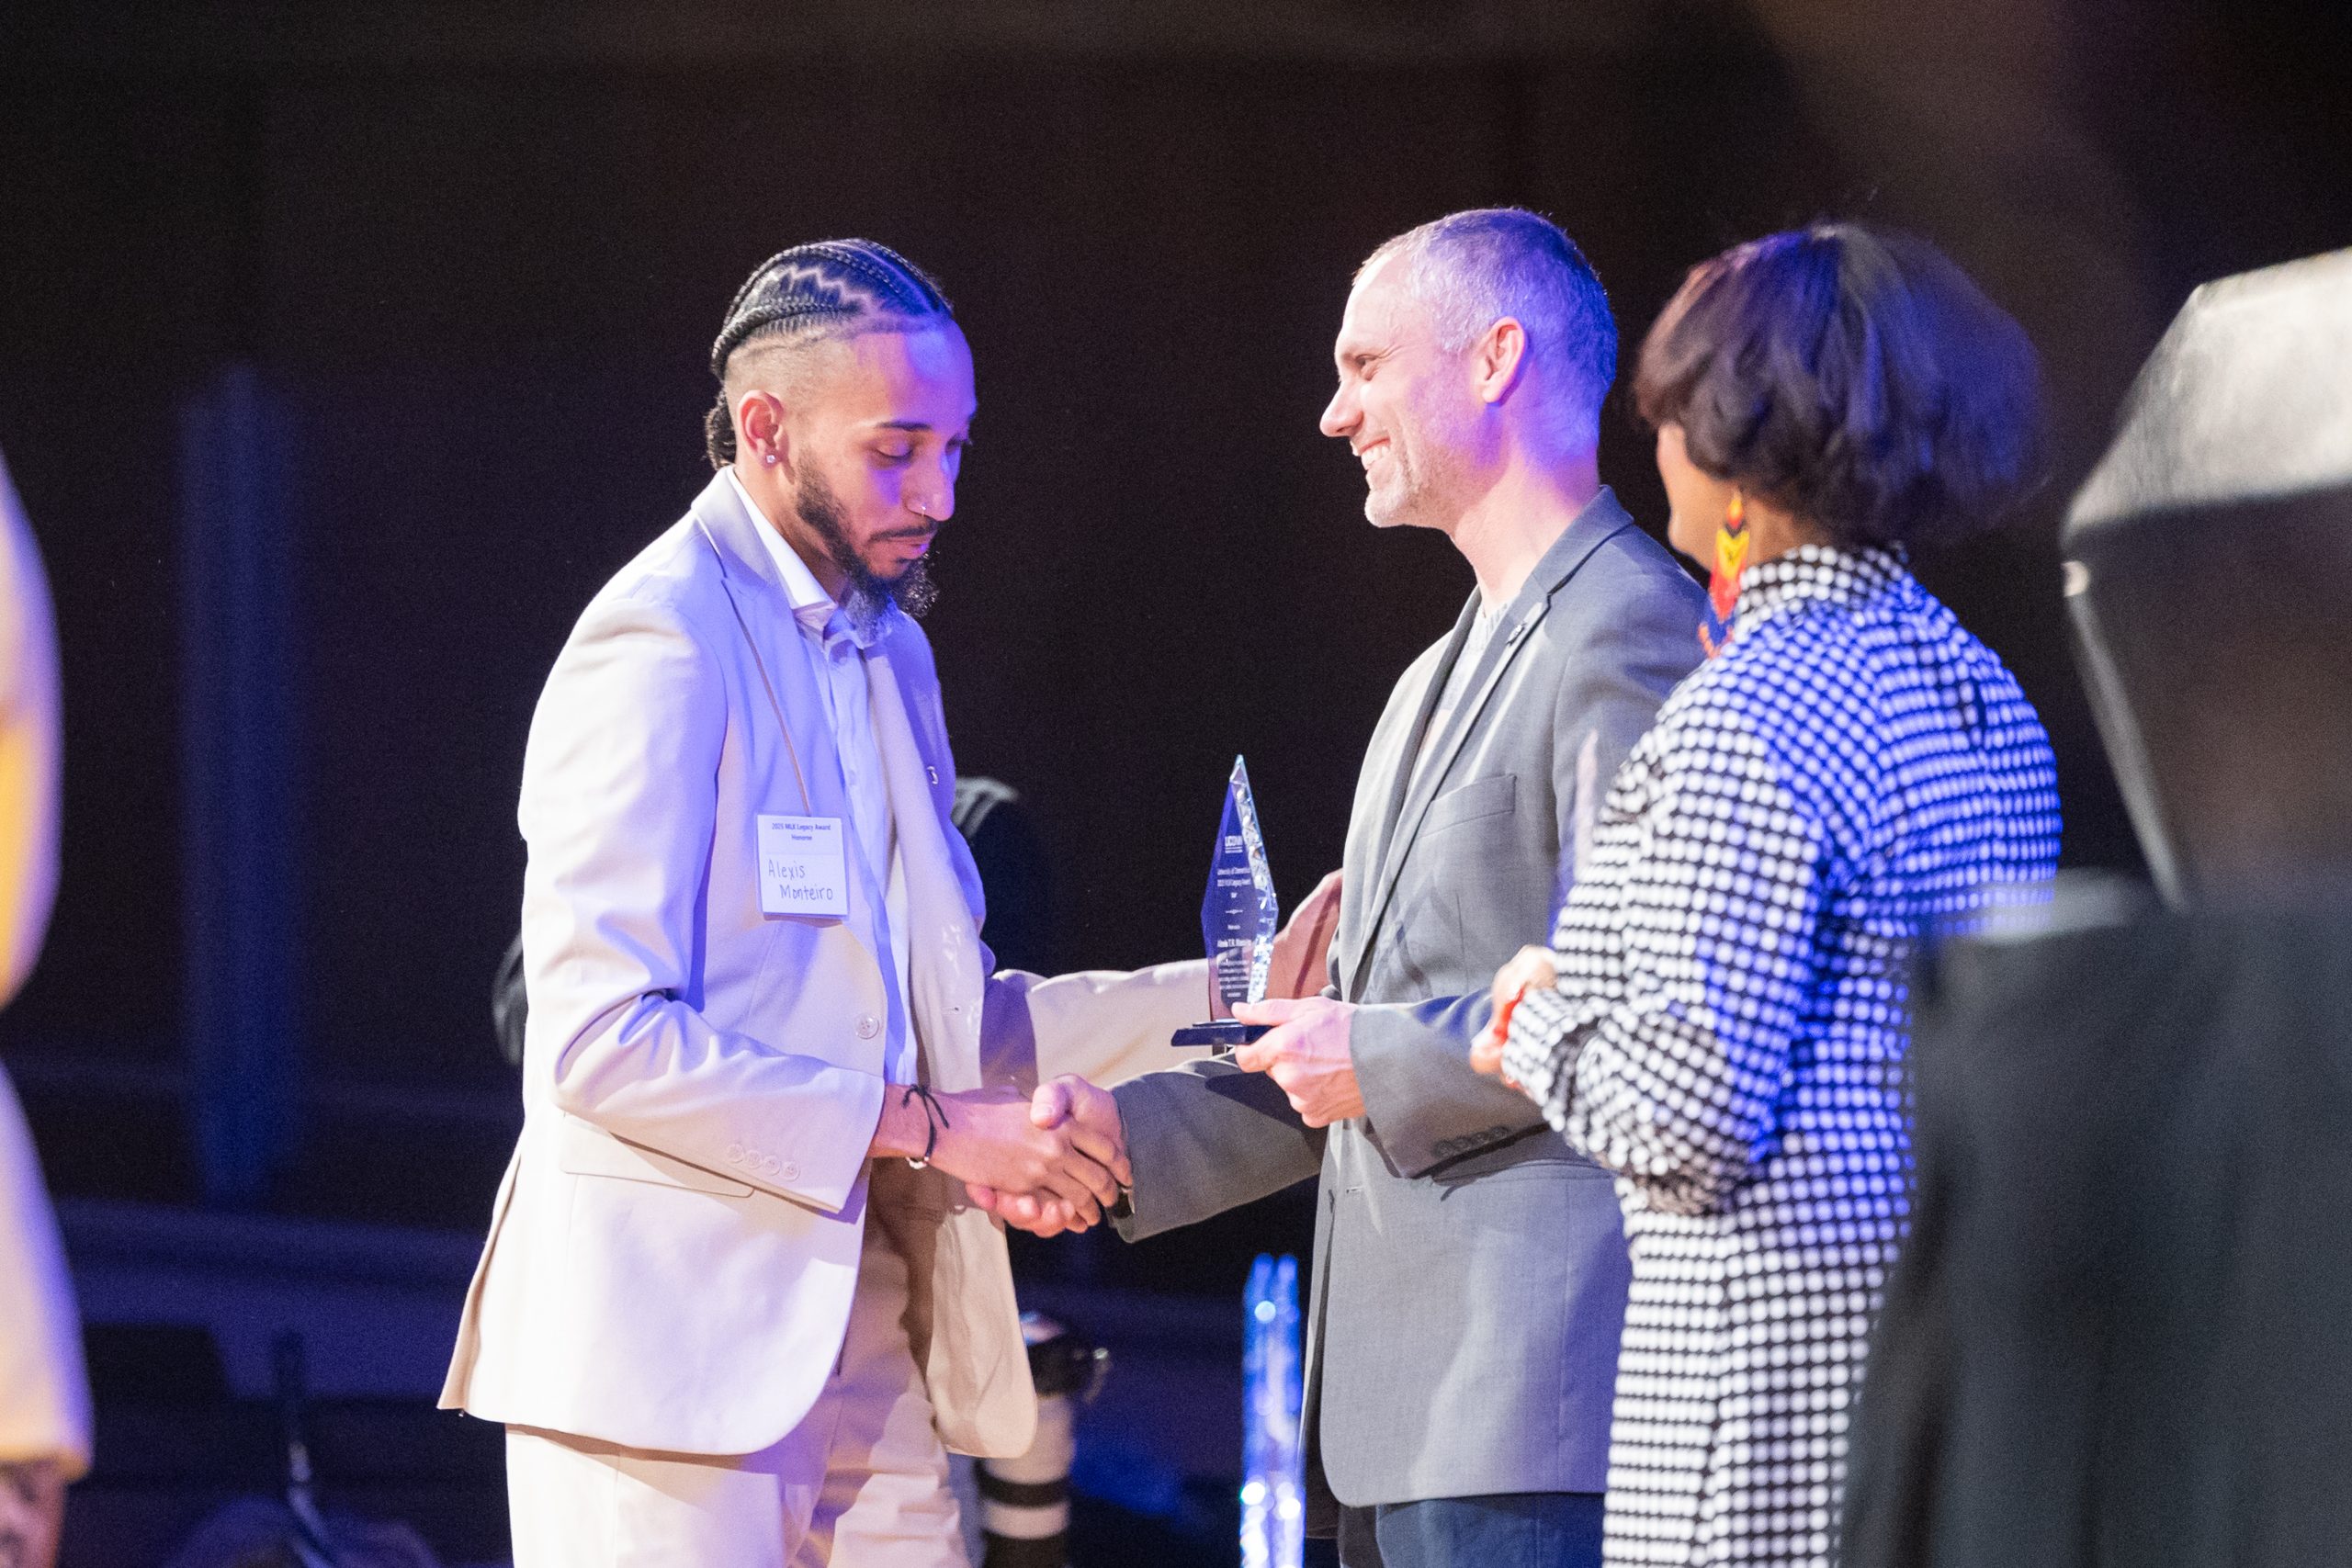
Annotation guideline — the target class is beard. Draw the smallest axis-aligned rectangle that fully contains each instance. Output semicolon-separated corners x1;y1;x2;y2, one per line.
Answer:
1363;403;1472;531
1363;441;1420;527
795;467;940;625
1365;436;1441;529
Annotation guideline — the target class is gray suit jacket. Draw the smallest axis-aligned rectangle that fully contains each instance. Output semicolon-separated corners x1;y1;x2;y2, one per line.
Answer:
1114;490;1707;1520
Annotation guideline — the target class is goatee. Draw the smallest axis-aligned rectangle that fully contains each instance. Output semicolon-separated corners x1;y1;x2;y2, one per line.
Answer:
795;468;940;626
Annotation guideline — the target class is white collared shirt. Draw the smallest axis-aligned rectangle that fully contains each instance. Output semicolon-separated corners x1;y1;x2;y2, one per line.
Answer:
726;469;914;1084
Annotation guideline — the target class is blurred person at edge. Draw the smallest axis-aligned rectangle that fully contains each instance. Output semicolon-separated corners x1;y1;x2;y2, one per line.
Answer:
0;449;88;1568
984;209;1709;1568
438;240;1338;1568
1472;225;2062;1568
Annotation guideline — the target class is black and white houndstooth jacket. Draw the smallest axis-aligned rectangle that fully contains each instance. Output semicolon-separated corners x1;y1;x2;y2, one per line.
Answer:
1502;543;2062;1568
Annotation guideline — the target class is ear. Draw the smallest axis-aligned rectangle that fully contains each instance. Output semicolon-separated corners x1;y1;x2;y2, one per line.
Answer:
733;389;792;475
1470;317;1531;407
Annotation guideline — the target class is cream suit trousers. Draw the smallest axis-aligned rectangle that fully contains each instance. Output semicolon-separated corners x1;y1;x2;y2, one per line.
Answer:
505;1180;964;1568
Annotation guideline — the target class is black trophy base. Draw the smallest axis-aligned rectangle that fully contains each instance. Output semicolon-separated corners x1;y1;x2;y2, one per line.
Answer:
1172;1021;1272;1051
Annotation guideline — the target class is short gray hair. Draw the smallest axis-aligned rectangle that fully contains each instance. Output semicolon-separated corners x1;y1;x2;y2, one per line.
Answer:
1362;209;1618;450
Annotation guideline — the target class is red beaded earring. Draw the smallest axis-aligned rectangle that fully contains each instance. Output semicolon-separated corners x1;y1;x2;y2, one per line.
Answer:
1699;492;1750;659
1708;491;1750;623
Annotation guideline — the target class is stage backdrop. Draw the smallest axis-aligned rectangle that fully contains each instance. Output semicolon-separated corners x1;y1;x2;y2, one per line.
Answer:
3;0;2346;1249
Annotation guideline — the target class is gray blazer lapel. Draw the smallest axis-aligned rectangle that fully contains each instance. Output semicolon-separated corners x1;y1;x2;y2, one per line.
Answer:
1340;598;1476;999
1351;599;1551;983
1362;596;1479;892
1349;491;1637;988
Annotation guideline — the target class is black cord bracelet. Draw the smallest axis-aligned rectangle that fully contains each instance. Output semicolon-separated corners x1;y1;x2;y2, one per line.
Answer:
899;1082;950;1168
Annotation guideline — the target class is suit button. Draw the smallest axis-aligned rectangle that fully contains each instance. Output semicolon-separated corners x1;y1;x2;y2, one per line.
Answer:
855;1014;881;1040
726;1144;745;1165
777;1162;799;1182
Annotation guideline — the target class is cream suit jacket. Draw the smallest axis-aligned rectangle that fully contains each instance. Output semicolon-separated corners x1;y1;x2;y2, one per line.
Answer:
0;453;88;1478
441;473;1201;1459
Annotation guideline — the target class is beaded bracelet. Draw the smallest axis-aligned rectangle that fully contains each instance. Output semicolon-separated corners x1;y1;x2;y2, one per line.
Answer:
900;1083;951;1168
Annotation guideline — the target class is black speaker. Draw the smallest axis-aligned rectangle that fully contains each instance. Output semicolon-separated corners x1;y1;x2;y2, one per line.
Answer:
2063;247;2352;903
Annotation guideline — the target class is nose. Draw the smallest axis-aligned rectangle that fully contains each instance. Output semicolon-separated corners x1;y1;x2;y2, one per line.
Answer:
909;458;956;523
1319;381;1359;441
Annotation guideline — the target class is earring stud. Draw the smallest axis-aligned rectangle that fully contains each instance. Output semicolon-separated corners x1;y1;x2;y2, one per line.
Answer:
763;454;778;467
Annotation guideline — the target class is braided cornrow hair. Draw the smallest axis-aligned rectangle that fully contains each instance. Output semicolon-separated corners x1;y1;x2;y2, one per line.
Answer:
704;239;955;468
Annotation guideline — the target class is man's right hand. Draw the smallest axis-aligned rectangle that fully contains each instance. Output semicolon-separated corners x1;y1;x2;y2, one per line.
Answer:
967;1076;1128;1239
872;1085;1122;1230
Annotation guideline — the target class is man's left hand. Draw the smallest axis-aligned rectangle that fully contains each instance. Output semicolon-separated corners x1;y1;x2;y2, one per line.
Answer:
1230;997;1365;1128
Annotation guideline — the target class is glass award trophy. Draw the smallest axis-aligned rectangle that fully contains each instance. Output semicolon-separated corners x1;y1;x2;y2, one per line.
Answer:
1173;756;1281;1051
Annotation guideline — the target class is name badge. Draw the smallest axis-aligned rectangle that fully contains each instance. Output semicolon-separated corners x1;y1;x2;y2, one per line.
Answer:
758;815;851;919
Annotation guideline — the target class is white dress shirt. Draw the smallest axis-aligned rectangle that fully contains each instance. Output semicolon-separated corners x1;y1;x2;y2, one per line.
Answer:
726;470;914;1085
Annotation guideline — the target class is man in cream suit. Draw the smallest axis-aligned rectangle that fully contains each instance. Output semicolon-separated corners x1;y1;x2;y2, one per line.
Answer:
443;242;1325;1567
1;449;88;1568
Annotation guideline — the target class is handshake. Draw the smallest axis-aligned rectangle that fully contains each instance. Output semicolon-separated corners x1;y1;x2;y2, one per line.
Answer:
865;868;1350;1235
870;1075;1127;1236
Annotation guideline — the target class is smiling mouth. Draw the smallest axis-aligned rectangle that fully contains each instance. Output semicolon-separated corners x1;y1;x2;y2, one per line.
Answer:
1356;440;1390;471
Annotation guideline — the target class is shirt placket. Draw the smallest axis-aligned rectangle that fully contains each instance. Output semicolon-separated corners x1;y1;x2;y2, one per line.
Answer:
825;632;912;1087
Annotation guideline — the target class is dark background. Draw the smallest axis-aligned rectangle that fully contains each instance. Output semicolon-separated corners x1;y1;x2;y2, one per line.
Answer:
2;0;2347;1278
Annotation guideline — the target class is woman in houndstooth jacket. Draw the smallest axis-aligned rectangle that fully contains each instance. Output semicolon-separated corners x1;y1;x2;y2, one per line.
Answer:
1473;224;2061;1568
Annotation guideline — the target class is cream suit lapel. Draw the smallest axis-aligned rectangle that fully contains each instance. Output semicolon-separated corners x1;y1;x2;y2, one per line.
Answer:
688;479;896;987
691;484;829;796
864;635;986;1091
862;628;1036;1459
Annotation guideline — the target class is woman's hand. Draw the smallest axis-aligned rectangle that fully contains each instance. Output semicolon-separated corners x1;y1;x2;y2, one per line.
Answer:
1471;945;1558;1083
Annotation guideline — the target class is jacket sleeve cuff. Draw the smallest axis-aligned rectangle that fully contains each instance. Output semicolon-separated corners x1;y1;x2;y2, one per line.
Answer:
1351;997;1548;1179
1112;1059;1320;1241
741;1065;889;1214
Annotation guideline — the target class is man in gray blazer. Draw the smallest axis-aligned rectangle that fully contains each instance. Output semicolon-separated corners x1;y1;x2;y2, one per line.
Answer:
986;211;1706;1567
